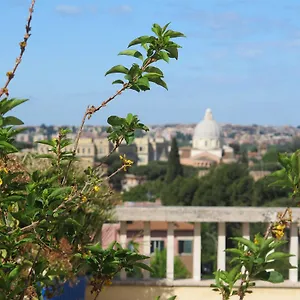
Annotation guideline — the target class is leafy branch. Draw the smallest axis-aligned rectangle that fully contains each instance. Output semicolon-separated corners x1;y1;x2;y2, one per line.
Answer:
63;23;185;183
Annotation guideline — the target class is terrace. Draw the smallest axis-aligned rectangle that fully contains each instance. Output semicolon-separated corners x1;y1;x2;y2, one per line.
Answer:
86;206;300;300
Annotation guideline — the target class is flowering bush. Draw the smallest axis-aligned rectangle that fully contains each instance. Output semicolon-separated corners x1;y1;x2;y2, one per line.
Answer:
0;1;184;299
211;150;300;299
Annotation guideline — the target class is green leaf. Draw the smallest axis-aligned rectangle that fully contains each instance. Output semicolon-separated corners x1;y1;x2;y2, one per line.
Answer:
65;218;82;227
118;50;143;60
35;140;56;147
266;252;293;261
0;141;18;152
254;270;284;283
35;154;55;159
162;22;171;33
144;66;163;76
2;116;24;126
48;187;72;199
159;51;169;62
164;30;185;38
112;79;124;85
105;65;129;76
136;77;150;91
166;47;179;59
86;243;103;253
126;113;134;124
107;116;124;126
231;237;258;252
148;76;168;90
134;262;153;273
8;266;21;280
225;248;244;256
128;35;153;47
152;23;162;37
0;98;28;115
143;73;163;79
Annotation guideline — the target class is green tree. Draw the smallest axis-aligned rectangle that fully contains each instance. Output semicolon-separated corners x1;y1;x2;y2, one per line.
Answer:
122;180;164;202
165;137;183;183
150;249;190;279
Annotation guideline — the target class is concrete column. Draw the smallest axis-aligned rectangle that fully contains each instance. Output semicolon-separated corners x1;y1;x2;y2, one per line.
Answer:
242;222;250;240
167;222;174;281
193;223;201;280
289;222;299;282
143;221;151;279
120;221;127;280
217;222;226;271
242;222;250;273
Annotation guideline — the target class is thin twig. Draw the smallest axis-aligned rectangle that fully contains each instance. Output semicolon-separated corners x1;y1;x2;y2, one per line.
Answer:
0;0;36;98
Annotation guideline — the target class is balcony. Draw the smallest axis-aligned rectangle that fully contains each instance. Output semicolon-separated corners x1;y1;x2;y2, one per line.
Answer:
86;206;300;300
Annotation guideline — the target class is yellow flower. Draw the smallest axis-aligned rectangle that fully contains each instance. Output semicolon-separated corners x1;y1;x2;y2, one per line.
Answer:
104;279;112;286
64;196;68;201
272;223;286;239
93;185;100;192
1;168;8;174
119;154;134;171
0;178;2;186
81;196;87;203
254;237;259;245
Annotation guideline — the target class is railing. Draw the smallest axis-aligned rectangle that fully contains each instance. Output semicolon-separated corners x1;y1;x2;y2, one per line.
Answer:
113;206;300;283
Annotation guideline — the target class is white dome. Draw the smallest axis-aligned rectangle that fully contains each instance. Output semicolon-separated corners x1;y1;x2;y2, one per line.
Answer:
192;108;222;150
193;109;221;139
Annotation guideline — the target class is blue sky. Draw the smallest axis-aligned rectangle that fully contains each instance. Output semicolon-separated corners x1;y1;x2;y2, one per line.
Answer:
1;0;300;127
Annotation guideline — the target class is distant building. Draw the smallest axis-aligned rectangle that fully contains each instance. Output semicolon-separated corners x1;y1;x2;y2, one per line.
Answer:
180;108;236;168
121;174;147;191
118;135;169;166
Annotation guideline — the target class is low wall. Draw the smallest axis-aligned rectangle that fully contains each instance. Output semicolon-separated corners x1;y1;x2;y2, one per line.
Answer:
85;285;299;300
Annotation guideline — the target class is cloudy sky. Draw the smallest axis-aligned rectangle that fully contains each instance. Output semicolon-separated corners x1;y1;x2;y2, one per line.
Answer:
1;0;300;126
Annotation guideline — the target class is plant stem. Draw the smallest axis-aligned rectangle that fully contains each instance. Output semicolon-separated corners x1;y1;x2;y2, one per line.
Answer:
0;0;36;98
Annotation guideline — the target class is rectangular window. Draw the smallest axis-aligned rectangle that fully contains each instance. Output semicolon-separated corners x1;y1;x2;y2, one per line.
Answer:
178;240;192;254
150;240;164;253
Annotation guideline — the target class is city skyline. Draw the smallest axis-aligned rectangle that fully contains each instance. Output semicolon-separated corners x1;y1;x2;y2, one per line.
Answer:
2;0;300;126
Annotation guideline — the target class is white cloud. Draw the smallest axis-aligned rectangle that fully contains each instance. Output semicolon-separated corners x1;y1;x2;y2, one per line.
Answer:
55;5;82;15
110;5;133;14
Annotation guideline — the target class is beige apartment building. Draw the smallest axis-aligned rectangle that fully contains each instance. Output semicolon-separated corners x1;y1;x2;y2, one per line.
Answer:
35;135;169;167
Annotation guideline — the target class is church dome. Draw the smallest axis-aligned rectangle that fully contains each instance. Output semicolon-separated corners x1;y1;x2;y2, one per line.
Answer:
194;109;221;139
192;108;222;150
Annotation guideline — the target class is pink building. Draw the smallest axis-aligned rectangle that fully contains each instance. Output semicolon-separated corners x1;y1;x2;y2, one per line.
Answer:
102;221;195;274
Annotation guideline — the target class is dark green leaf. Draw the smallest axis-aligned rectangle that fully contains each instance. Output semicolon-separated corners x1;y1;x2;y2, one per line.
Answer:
2;116;24;126
112;79;124;85
254;270;284;283
107;116;124;126
134;262;153;272
118;50;143;60
136;77;150;91
144;66;163;76
266;252;293;261
231;237;258;252
148;76;168;90
105;65;129;76
166;47;179;59
128;36;153;47
0;141;18;152
164;30;185;38
0;98;28;115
